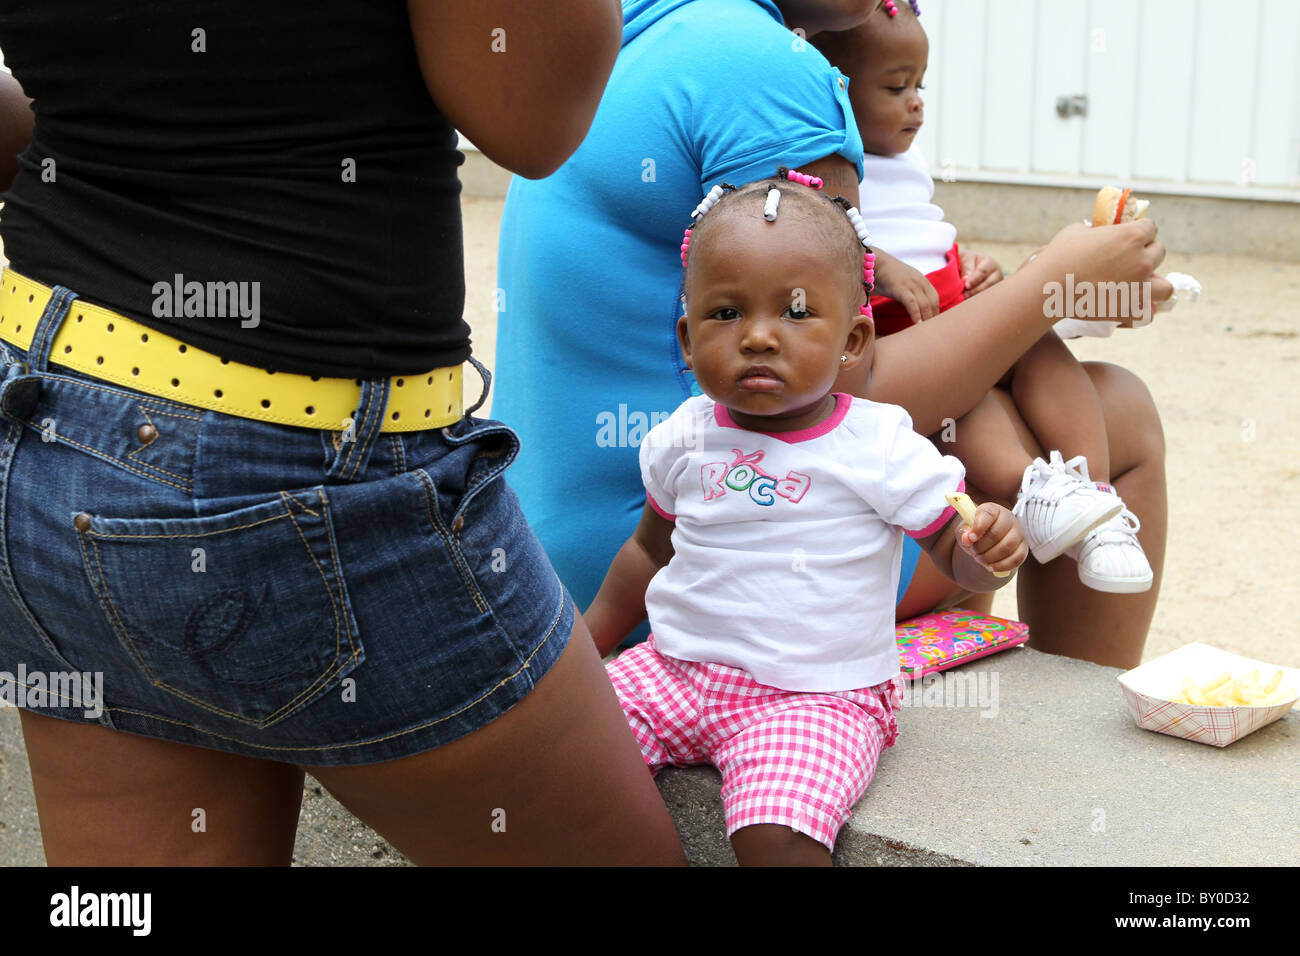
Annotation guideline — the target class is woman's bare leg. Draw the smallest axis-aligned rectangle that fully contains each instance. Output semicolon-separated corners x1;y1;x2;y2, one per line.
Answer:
19;709;305;865
20;615;684;866
308;612;686;866
1010;331;1111;481
999;362;1166;667
934;392;1034;502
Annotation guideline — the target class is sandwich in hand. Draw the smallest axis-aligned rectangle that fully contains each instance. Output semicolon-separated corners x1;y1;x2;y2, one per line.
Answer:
1091;186;1149;226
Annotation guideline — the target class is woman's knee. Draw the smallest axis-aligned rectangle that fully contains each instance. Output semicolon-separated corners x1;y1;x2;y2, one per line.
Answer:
1084;361;1165;468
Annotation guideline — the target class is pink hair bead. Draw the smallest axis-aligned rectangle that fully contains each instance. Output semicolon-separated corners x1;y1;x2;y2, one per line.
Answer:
883;0;920;16
784;169;823;190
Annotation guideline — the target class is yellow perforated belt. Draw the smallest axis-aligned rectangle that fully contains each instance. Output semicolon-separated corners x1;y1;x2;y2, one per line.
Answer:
0;268;463;432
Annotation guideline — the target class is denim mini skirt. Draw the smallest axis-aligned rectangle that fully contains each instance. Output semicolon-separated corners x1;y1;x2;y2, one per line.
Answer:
0;283;573;765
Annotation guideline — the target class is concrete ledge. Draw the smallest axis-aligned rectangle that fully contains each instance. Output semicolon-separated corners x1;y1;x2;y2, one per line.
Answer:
459;149;1300;262
663;646;1298;866
4;646;1295;865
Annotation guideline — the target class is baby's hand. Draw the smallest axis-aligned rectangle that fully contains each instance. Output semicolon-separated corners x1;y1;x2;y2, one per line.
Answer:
959;249;1004;296
873;250;940;324
956;502;1027;578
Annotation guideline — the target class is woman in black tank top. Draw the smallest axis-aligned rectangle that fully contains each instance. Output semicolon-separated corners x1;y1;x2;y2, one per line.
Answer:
0;0;686;867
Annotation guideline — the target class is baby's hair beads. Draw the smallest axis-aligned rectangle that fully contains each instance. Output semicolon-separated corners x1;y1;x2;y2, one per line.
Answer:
692;184;727;219
779;167;823;189
763;187;782;221
682;182;735;266
883;0;921;16
681;168;877;321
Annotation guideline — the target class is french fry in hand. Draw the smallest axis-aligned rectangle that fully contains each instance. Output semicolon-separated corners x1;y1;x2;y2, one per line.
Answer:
944;491;1010;577
1171;668;1298;707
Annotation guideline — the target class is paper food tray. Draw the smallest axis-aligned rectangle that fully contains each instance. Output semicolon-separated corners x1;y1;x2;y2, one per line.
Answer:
1117;642;1300;747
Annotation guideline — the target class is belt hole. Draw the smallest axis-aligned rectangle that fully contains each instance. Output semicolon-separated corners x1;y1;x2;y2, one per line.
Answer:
396;378;404;387
140;332;148;342
171;378;180;387
310;376;320;382
391;411;400;421
354;378;362;386
448;372;453;381
178;344;187;353
63;345;72;354
132;367;139;375
75;313;83;322
14;324;20;333
27;294;33;303
305;405;315;415
106;322;114;332
426;375;432;385
266;368;274;374
214;389;223;398
96;356;104;365
220;358;229;365
261;399;270;408
424;409;430;418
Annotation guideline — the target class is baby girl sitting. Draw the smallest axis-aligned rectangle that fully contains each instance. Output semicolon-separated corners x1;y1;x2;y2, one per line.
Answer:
584;173;1027;864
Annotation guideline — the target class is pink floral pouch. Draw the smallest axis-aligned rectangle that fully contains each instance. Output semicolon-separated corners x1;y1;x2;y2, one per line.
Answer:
895;608;1029;679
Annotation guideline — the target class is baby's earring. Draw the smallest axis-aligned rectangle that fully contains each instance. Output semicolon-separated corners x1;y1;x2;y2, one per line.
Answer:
840;354;848;364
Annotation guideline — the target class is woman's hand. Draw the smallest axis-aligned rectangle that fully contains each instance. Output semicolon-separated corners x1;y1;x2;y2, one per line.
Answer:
1025;220;1174;319
959;248;1003;296
873;249;940;324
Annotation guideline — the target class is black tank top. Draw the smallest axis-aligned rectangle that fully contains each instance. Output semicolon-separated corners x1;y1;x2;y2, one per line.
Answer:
0;0;469;378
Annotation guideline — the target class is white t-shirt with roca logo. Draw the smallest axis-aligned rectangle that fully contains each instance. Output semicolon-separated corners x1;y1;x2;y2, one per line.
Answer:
640;392;965;692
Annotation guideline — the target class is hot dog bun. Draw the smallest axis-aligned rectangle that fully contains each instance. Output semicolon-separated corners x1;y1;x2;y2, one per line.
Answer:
1092;186;1149;226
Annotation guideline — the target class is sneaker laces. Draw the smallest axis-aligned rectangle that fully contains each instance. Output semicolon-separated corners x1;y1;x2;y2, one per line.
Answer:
1055;451;1094;484
1015;456;1059;502
1077;508;1142;557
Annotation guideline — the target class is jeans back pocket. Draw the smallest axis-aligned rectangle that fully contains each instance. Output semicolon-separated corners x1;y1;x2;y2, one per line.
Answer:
76;487;363;728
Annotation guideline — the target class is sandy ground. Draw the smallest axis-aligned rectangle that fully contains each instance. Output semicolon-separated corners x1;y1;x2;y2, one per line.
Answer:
462;195;1300;667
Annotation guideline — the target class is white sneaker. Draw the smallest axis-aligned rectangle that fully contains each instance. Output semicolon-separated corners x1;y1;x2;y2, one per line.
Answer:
1012;451;1124;563
1066;508;1154;593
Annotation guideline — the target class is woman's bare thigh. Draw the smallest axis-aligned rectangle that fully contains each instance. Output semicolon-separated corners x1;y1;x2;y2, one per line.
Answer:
307;614;686;866
19;709;305;865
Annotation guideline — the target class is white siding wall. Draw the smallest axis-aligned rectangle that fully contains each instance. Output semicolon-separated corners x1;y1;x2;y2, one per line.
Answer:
917;0;1300;199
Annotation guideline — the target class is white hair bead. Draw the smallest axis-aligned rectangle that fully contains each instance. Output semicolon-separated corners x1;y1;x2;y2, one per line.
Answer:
846;207;873;246
763;187;781;221
692;184;725;220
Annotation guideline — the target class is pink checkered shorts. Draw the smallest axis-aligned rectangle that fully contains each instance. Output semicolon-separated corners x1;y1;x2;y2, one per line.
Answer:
606;637;903;851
